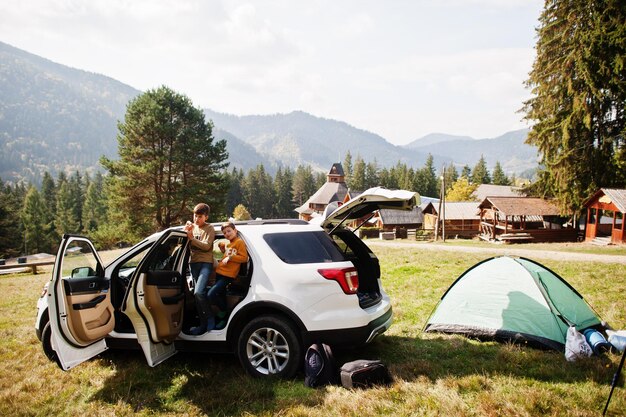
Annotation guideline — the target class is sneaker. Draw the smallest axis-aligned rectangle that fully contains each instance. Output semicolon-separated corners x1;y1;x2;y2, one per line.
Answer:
214;319;227;330
206;316;216;331
187;325;207;335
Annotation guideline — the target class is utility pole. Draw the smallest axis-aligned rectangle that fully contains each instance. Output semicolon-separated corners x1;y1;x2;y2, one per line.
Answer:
435;166;446;241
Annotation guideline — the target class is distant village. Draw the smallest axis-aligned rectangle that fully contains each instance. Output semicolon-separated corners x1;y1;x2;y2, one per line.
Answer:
297;163;626;246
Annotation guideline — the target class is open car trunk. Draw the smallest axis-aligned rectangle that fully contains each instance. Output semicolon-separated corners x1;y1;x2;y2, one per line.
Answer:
319;187;418;309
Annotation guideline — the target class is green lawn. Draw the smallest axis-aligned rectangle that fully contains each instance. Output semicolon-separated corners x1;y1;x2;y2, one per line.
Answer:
0;246;624;416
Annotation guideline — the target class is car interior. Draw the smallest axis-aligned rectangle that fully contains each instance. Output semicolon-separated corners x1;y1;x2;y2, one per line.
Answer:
110;232;253;335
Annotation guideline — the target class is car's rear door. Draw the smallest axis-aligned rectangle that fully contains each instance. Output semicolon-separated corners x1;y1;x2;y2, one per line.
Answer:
48;234;114;370
122;230;187;366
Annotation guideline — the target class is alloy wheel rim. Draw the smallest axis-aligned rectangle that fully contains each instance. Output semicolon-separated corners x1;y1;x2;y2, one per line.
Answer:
246;326;290;375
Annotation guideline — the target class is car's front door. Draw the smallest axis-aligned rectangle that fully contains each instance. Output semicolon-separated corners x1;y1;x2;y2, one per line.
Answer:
48;234;113;370
122;230;187;366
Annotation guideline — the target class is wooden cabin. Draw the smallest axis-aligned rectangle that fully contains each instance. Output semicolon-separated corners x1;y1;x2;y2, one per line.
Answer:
423;201;481;238
478;197;576;243
582;188;626;245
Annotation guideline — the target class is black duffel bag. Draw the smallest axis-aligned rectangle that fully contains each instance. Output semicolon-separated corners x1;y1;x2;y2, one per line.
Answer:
339;359;392;389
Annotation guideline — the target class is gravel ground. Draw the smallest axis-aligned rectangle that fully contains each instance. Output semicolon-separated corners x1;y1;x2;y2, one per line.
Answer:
368;241;626;264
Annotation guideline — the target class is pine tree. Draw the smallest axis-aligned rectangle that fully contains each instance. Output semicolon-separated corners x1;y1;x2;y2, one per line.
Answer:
224;168;245;218
350;157;366;191
21;186;47;254
523;0;626;212
461;165;471;179
101;86;228;237
471;155;491;185
443;163;459;195
0;179;23;257
55;181;79;234
491;161;511;186
242;165;274;219
274;167;295;218
365;160;379;189
292;165;317;207
343;151;353;186
82;172;107;232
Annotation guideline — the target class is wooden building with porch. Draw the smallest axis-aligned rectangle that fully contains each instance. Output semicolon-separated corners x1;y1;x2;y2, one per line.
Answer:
478;197;576;243
422;201;481;239
582;188;626;245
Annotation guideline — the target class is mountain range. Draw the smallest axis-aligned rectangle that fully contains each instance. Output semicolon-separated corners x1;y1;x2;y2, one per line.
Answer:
0;41;539;184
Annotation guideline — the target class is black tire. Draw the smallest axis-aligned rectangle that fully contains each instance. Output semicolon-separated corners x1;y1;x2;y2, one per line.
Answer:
41;321;58;363
237;315;302;378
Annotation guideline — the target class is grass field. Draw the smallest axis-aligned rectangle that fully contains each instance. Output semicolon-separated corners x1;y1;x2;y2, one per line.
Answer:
0;244;624;416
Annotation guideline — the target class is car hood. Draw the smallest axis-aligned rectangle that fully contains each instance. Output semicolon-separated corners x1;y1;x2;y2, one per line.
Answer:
319;187;418;230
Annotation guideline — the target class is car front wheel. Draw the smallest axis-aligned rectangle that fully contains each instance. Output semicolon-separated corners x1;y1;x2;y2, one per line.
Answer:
41;321;58;363
237;315;301;378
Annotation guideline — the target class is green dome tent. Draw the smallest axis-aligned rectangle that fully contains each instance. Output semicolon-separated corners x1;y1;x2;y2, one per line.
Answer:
424;256;602;351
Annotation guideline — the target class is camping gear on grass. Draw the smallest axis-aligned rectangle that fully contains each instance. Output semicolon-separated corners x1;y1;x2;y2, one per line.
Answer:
607;330;626;353
424;256;603;351
304;343;339;388
565;326;593;362
339;359;393;389
583;328;612;355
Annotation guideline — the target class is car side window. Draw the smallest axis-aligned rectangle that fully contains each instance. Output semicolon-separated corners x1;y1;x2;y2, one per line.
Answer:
145;236;186;271
264;231;346;264
62;240;100;279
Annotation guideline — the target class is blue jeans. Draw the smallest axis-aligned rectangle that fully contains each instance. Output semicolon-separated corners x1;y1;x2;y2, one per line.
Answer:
207;274;234;313
190;262;214;325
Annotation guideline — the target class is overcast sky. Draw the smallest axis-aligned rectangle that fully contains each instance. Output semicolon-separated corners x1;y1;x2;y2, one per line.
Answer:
0;0;543;145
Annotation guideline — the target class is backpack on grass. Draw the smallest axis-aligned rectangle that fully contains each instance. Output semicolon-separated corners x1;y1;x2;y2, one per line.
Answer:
339;359;393;389
304;343;338;387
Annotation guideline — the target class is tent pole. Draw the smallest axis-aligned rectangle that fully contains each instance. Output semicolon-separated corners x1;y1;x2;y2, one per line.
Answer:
603;346;626;416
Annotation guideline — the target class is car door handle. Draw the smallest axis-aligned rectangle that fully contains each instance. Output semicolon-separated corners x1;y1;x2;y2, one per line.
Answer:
72;294;106;310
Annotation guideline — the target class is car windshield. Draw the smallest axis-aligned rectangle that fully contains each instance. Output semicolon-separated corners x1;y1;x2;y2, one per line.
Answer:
263;231;346;264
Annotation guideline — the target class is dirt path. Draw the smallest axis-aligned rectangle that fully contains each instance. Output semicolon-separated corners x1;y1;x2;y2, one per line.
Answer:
368;241;626;264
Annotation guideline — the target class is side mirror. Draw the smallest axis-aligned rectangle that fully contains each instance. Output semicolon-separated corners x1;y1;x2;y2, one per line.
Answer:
71;266;96;278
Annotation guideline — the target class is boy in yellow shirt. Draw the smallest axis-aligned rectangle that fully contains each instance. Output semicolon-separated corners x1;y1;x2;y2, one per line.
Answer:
209;221;248;330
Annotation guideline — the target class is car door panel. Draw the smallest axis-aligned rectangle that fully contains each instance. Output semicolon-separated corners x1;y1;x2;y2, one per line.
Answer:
122;231;187;366
48;234;112;370
141;270;184;341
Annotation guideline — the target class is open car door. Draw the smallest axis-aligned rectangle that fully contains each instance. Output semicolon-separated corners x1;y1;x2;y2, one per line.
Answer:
48;234;114;370
122;229;187;366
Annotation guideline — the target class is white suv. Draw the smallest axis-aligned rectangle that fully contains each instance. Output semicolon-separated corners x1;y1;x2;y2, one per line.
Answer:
36;188;417;378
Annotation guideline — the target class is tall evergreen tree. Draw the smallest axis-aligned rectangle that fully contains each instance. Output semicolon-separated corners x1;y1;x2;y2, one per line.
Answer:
21;186;48;254
343;151;353;186
471;155;491;185
365;160;379;189
39;171;59;248
224;168;245;219
0;179;23;257
274;167;295;218
461;165;471;179
55;181;79;234
442;163;459;195
492;161;511;186
68;171;84;233
292;165;317;207
82;172;107;232
101;86;228;238
523;0;626;212
350;157;366;191
243;165;274;219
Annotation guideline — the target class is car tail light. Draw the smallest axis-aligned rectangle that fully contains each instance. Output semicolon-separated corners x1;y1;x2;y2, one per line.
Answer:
318;267;359;294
